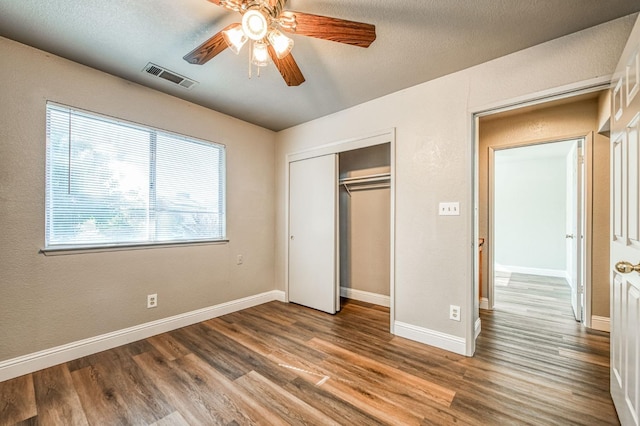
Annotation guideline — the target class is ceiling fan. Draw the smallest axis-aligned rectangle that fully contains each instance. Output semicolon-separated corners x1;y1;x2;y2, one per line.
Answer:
183;0;376;86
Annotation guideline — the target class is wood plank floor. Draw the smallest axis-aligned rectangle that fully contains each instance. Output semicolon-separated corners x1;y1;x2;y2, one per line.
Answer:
1;286;617;425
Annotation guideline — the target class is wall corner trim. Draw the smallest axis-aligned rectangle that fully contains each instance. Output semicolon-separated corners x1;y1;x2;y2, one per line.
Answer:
0;290;286;382
590;315;610;332
394;321;467;356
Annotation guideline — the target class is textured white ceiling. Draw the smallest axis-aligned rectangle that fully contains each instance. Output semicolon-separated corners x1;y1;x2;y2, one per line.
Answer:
1;0;639;131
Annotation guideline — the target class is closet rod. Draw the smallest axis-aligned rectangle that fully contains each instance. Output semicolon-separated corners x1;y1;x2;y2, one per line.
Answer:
341;182;390;197
346;183;390;191
338;172;390;185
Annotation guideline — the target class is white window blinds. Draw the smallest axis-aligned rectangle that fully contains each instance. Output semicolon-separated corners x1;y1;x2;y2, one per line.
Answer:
45;103;226;248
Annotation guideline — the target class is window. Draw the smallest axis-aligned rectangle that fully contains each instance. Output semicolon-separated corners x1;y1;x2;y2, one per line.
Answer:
45;103;226;249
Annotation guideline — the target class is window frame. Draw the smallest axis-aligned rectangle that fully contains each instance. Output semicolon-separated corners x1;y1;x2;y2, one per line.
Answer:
42;102;228;254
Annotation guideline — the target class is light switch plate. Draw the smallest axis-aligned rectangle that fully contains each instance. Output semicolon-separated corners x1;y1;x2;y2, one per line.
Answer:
439;202;460;216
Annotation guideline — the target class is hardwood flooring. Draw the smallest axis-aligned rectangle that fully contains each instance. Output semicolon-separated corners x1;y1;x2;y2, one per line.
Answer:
1;288;617;425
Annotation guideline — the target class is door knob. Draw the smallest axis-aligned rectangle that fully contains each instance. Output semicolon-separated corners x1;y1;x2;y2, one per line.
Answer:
565;234;575;239
615;261;640;274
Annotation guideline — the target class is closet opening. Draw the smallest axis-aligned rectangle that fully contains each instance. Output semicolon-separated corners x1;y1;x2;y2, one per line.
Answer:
338;143;391;318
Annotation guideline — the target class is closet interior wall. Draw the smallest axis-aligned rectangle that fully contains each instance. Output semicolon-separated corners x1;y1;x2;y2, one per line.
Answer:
339;144;391;303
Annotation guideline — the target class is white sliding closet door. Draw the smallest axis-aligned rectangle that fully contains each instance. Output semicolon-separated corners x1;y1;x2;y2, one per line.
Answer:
288;154;338;314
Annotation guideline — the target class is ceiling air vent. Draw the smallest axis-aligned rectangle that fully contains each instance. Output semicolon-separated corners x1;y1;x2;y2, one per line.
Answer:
143;63;198;90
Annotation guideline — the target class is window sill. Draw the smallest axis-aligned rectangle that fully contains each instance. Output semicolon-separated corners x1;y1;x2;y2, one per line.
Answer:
39;239;230;256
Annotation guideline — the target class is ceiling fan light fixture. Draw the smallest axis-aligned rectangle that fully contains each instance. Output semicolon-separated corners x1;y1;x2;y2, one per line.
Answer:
251;41;269;67
222;24;247;55
242;9;268;41
267;29;294;59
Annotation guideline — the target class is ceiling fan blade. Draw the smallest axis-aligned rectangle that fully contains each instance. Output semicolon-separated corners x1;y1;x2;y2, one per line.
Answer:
267;45;305;86
183;23;237;65
282;11;376;48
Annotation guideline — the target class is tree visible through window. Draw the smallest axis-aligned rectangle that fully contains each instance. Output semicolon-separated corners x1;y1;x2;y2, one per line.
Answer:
45;103;226;248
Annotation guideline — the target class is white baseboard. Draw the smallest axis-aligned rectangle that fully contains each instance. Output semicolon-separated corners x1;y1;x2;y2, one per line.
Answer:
479;297;489;310
591;315;610;332
0;290;285;382
475;318;481;339
497;264;566;278
340;287;390;307
394;321;466;355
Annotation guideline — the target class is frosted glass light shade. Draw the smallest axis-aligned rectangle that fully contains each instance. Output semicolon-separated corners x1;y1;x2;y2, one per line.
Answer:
242;10;268;41
222;24;247;54
251;41;269;67
267;29;293;59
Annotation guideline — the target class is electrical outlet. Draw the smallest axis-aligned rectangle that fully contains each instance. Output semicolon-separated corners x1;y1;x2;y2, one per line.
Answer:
439;202;460;216
147;293;158;309
236;254;244;265
449;305;460;321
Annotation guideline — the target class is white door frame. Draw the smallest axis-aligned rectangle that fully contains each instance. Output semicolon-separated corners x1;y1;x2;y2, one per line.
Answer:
469;77;610;354
284;128;396;331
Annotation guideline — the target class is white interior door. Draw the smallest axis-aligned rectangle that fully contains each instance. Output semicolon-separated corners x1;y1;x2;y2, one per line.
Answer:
610;16;640;426
288;154;338;314
566;140;584;322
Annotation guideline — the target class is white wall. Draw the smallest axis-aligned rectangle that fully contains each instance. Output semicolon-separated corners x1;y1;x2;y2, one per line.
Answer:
0;37;276;362
494;145;571;274
275;15;637;355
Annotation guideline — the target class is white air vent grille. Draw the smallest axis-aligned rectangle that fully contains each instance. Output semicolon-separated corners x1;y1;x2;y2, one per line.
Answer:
143;63;198;90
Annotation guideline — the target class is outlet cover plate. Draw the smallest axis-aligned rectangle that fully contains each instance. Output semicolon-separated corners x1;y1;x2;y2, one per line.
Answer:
449;304;461;321
147;293;158;309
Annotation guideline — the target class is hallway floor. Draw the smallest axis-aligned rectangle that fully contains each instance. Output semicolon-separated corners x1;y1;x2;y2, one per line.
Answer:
494;271;576;321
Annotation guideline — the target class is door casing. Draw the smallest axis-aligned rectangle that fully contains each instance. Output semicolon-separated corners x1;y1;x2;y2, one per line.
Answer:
469;77;610;355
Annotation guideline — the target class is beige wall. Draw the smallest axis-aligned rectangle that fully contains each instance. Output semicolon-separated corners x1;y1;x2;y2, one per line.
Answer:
479;98;611;318
275;15;635;353
0;37;276;362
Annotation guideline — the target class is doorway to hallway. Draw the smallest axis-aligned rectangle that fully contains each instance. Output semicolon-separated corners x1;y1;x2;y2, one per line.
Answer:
476;91;611;331
491;139;584;322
